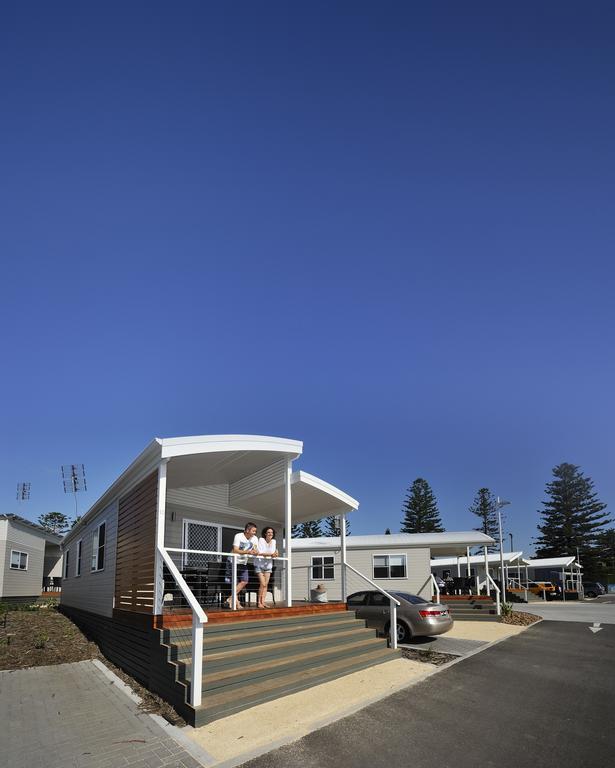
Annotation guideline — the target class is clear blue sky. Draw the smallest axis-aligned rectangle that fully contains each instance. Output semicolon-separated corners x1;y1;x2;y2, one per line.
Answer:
1;2;614;554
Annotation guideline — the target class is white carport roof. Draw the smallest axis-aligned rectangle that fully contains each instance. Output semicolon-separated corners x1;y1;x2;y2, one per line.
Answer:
431;551;524;568
292;531;494;554
522;556;580;569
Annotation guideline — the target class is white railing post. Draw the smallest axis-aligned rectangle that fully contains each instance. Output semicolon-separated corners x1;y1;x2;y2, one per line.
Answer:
486;573;501;615
483;546;489;597
431;573;440;604
231;553;238;610
340;512;347;602
390;599;398;649
154;459;170;614
284;458;293;607
191;611;203;707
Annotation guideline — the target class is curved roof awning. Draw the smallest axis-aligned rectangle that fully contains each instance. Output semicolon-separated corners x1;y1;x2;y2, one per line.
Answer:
231;470;359;524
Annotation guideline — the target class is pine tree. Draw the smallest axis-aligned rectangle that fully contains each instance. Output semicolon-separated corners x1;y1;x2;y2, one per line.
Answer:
384;528;391;535
535;463;610;576
594;528;615;584
291;524;302;538
38;511;70;535
401;478;444;533
299;520;323;538
469;488;499;549
323;515;350;537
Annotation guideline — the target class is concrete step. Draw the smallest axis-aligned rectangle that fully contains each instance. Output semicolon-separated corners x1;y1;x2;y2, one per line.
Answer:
193;646;399;726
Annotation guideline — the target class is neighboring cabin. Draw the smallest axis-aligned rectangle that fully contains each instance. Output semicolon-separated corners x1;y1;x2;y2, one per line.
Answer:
0;514;63;603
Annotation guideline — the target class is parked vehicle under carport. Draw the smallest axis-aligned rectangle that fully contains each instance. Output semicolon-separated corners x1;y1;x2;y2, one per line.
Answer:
347;590;453;643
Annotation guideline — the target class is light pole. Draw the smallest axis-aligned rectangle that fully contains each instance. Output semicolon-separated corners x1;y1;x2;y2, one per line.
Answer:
509;533;513;551
496;497;511;603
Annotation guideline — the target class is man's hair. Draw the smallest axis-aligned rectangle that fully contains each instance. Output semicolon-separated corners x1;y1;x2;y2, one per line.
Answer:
245;521;257;532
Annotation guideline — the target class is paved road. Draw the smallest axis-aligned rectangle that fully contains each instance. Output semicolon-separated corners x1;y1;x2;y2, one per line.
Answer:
0;660;206;768
519;599;615;624
241;622;614;768
401;635;486;655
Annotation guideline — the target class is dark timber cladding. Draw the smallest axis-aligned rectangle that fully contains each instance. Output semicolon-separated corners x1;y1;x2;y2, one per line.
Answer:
114;471;158;613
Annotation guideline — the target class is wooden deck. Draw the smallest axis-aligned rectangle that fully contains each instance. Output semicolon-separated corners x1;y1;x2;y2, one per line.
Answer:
155;602;346;629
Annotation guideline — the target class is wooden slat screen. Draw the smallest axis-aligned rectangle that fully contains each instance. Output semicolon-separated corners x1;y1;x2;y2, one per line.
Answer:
114;471;158;614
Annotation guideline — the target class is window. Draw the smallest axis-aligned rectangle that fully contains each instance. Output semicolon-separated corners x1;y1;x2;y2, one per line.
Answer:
311;556;335;580
347;592;369;606
10;550;28;570
64;549;70;578
370;592;389;606
373;554;407;579
91;521;106;572
76;539;82;576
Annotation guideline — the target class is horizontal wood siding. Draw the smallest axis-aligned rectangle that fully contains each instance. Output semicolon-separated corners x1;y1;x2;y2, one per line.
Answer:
114;471;158;614
291;547;433;601
61;501;119;617
229;459;286;505
1;522;46;599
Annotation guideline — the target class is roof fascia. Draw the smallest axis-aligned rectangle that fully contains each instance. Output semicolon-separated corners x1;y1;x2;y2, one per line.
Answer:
160;435;303;460
293;471;359;511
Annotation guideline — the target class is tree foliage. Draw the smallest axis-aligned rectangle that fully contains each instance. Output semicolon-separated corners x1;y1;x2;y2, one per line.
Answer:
401;478;444;534
296;520;323;538
535;463;610;574
37;511;70;535
469;488;499;549
323;515;350;537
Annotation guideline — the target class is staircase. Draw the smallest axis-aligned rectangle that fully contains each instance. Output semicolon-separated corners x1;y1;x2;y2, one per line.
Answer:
439;595;500;621
157;606;399;726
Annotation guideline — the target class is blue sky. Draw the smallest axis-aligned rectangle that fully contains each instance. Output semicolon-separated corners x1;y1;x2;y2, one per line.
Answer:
1;2;614;553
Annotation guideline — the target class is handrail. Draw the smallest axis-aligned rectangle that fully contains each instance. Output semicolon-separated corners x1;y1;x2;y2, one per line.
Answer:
165;547;288;561
158;546;206;708
345;563;401;650
430;573;441;604
486;572;501;615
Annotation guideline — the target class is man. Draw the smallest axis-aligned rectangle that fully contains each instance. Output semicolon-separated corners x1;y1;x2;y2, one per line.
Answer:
225;522;259;608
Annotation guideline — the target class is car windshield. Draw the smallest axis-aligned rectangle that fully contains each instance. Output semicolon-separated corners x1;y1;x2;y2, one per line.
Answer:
392;592;429;605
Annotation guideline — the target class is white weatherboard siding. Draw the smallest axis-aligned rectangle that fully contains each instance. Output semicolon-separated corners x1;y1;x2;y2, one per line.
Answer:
291;547;432;602
61;501;118;617
229;459;287;506
0;519;6;596
1;521;46;599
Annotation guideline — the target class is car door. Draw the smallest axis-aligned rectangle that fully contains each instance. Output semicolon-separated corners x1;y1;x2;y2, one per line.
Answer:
347;591;370;622
361;592;390;633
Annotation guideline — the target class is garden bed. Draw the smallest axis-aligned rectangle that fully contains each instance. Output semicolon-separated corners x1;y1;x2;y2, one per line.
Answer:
0;605;184;724
501;610;541;626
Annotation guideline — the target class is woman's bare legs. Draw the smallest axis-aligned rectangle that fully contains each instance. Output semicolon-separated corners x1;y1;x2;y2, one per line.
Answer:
257;571;271;607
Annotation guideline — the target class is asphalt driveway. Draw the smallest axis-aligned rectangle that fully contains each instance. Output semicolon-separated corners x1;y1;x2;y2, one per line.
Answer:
240;621;614;768
519;598;615;624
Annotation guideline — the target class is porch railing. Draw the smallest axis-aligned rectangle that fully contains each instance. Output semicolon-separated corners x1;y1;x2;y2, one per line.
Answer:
344;563;402;650
157;546;206;707
486;572;501;615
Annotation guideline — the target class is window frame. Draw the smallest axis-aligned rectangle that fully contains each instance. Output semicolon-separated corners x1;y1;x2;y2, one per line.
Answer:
91;521;106;573
64;548;70;578
372;553;408;580
311;555;335;581
75;539;82;577
10;550;28;571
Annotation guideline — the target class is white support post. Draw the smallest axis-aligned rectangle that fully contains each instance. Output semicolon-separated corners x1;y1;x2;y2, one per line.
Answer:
466;547;471;578
284;458;293;607
340;511;347;602
484;546;489;596
154;459;170;614
562;567;566;601
456;556;461;578
390;599;398;650
231;554;238;610
191;613;203;707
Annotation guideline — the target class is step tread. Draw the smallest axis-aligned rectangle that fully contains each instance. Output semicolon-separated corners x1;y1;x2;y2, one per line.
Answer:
199;626;376;665
199;636;386;687
196;647;398;714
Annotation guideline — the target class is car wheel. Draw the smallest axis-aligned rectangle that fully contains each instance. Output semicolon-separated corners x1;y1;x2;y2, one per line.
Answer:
586;591;597;599
396;621;411;644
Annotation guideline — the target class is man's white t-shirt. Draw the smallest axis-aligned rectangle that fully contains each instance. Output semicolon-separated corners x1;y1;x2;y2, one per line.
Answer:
233;532;258;564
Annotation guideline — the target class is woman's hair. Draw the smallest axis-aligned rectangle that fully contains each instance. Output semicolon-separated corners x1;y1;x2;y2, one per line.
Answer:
261;526;276;539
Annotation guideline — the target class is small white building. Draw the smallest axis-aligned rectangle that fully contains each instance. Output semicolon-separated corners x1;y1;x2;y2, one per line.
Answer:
431;551;524;586
0;514;63;603
291;531;495;602
522;556;582;591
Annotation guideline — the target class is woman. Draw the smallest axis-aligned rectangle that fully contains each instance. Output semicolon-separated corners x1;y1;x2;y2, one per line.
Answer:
255;526;278;608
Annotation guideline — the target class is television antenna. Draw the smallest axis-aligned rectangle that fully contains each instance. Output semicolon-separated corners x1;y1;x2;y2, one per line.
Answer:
16;482;31;501
61;464;87;519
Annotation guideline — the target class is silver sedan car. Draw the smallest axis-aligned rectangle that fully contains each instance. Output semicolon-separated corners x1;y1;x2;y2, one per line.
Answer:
347;590;453;644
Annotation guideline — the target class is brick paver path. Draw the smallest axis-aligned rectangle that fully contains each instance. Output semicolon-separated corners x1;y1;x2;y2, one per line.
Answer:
0;660;204;768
